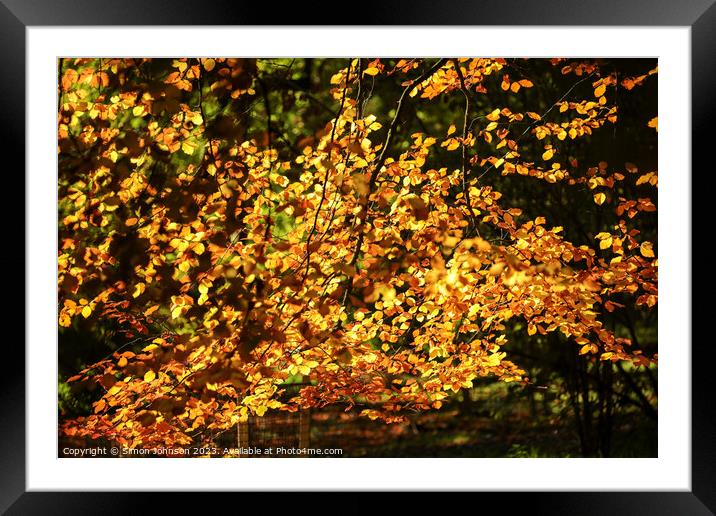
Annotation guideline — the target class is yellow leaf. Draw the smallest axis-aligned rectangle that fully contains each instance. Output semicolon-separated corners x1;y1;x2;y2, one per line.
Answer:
181;140;196;155
59;313;71;327
486;353;502;366
118;356;128;367
640;241;655;258
364;67;379;76
144;370;156;382
593;192;606;205
132;282;145;298
594;84;606;97
171;306;183;319
194;242;205;255
173;59;187;73
203;58;216;71
599;236;613;250
447;124;456;136
542;148;554;161
81;305;92;318
486;108;501;122
488;262;505;276
107;385;121;396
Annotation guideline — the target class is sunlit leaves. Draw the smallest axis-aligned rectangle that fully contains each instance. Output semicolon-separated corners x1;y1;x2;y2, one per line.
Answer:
595;232;613;250
201;58;216;72
542;146;554;161
61;69;79;91
58;57;657;445
133;283;146;298
636;171;658;186
181;140;198;156
640;241;655;258
501;74;533;93
486;108;501;122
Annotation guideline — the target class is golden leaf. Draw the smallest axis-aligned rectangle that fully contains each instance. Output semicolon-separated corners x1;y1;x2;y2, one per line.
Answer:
486;108;501;122
132;283;145;298
640;241;655;258
181;140;197;155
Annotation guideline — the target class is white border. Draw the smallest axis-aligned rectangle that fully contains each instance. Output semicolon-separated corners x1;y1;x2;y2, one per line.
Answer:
28;27;690;491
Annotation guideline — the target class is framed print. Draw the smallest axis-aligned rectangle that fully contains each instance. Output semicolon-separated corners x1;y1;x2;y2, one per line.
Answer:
3;0;712;512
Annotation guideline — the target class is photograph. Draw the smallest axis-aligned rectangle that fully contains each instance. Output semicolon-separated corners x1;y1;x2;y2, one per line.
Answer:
57;56;658;459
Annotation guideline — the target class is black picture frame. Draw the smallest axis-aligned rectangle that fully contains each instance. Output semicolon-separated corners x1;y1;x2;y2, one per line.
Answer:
3;1;710;512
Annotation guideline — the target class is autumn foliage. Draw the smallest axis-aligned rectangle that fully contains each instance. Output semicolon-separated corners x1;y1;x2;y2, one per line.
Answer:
58;58;657;449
